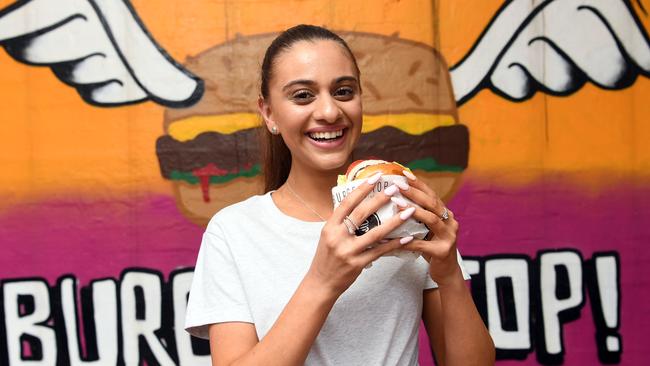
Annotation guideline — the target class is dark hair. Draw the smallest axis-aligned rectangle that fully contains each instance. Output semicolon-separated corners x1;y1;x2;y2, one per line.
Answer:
260;24;360;192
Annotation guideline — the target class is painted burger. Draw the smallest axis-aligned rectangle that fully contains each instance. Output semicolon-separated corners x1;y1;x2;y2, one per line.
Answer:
156;31;468;226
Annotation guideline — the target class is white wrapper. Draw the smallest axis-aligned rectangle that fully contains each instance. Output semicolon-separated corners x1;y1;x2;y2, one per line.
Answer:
331;175;429;262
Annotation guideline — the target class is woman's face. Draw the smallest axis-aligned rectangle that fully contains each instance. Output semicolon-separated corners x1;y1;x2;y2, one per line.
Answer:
261;39;362;175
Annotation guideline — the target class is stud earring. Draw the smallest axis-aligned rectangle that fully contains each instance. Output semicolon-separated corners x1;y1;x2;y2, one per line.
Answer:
271;126;279;135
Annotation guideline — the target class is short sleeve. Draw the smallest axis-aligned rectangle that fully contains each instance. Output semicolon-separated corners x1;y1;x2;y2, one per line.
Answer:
185;226;254;339
423;249;472;290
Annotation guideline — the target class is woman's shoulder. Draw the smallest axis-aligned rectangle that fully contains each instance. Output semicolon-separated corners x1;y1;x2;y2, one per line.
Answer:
206;192;272;231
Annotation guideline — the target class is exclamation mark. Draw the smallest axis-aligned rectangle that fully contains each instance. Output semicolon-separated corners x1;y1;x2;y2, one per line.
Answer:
586;252;622;364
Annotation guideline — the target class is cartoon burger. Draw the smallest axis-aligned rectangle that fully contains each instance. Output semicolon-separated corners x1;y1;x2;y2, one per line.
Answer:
156;31;468;226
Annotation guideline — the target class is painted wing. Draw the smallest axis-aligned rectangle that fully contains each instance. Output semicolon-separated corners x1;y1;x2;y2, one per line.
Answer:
451;0;650;105
0;0;203;107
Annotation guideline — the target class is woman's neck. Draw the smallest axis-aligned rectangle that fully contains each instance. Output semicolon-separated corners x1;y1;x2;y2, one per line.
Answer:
273;161;342;222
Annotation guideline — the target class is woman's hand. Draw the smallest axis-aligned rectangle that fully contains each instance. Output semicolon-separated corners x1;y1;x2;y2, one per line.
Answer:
395;172;463;285
306;172;416;297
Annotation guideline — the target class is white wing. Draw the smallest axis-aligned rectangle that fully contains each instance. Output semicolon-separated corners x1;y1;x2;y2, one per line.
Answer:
451;0;650;105
0;0;203;107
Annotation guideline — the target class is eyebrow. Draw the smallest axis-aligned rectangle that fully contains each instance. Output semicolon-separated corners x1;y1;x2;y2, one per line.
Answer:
281;75;359;92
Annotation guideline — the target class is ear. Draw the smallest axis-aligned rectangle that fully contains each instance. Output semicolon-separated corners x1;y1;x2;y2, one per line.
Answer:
258;96;276;133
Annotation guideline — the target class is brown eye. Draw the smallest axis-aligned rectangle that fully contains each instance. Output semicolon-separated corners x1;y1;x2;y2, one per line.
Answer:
334;86;355;100
292;90;315;103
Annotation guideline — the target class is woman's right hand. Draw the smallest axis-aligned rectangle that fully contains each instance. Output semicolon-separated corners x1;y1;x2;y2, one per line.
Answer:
306;173;416;296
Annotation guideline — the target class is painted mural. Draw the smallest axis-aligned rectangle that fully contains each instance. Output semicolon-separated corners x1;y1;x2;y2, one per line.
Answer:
1;0;649;365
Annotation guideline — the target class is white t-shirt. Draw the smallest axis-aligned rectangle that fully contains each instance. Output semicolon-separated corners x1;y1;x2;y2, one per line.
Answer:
185;192;470;365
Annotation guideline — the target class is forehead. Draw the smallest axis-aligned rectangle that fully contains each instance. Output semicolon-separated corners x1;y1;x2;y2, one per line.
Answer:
271;40;357;84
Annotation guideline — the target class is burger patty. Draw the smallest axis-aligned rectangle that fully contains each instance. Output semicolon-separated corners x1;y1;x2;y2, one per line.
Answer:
352;125;468;170
156;128;261;179
155;125;468;181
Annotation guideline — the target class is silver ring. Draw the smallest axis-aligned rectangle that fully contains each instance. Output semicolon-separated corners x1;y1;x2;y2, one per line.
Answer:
343;216;359;235
440;207;450;221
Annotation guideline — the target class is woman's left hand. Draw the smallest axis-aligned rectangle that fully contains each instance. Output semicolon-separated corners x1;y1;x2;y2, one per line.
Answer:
395;173;463;285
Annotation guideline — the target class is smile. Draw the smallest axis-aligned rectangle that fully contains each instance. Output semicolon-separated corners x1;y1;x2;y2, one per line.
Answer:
307;129;345;142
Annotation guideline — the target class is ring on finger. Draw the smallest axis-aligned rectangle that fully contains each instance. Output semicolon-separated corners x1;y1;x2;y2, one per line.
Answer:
440;207;450;221
343;215;359;235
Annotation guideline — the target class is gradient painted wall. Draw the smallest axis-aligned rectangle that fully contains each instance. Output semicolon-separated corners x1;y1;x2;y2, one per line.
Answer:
1;0;649;364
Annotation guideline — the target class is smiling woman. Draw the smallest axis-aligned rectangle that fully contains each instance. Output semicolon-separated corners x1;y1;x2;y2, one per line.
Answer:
184;24;494;366
258;26;363;195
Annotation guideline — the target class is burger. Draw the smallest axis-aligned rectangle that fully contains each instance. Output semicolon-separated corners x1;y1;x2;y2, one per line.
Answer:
338;159;411;185
333;159;428;239
156;31;469;226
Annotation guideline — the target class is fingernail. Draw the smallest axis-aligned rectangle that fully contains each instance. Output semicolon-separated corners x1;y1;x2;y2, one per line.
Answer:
400;236;414;245
390;196;409;208
399;206;415;220
379;239;390;244
367;172;383;185
384;184;398;196
403;170;416;181
395;180;409;191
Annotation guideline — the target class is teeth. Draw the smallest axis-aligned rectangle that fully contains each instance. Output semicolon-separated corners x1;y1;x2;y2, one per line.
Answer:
309;129;344;140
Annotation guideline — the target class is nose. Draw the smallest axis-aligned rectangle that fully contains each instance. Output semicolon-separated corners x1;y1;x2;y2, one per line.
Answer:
313;94;342;123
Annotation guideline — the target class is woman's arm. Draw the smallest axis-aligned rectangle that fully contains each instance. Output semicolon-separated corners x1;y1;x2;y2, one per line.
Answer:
209;275;338;365
422;288;445;364
396;172;494;365
422;272;495;366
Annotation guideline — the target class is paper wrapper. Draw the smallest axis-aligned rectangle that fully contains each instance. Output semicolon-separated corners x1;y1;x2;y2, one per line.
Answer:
331;175;429;262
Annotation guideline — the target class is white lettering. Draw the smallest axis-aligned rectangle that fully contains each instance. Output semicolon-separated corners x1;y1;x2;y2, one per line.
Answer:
3;280;57;365
485;258;531;350
121;271;175;366
540;251;583;356
60;277;118;365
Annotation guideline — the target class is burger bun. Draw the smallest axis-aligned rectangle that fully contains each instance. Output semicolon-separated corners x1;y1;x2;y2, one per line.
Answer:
346;159;409;181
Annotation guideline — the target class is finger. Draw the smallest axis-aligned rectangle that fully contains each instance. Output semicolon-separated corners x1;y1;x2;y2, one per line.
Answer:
347;183;399;232
593;2;650;73
399;184;446;218
353;206;416;250
93;0;203;102
448;0;535;102
401;239;457;259
401;169;436;198
409;205;458;241
409;204;445;236
53;55;123;84
546;21;620;86
0;0;79;41
330;172;383;223
357;237;405;265
13;18;103;63
81;78;148;104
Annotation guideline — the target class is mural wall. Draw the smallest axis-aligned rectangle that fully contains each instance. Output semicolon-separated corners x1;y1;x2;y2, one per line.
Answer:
1;0;649;364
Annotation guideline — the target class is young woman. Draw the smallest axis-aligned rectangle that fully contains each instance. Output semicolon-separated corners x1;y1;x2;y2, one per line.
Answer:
185;25;495;365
